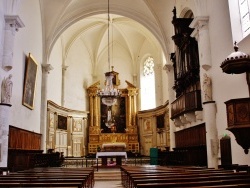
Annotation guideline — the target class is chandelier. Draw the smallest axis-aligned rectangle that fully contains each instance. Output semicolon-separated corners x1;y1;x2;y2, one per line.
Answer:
97;0;121;107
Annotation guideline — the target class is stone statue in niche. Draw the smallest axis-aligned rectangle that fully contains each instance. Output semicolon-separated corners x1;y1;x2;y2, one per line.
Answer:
203;73;212;102
1;74;13;104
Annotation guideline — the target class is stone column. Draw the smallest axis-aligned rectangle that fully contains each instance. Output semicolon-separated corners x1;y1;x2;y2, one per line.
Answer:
61;65;68;106
2;15;24;71
40;64;53;152
163;62;176;150
190;16;211;71
190;17;218;168
203;101;218;168
0;103;11;168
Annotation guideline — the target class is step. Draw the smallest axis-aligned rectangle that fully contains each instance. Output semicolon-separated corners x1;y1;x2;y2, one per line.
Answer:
95;170;121;181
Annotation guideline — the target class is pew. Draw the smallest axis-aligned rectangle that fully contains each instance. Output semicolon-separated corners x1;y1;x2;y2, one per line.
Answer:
120;165;250;188
0;167;94;188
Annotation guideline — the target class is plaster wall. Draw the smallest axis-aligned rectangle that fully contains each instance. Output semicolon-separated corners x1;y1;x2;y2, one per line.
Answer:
0;0;43;133
63;39;91;111
207;0;250;165
47;39;63;105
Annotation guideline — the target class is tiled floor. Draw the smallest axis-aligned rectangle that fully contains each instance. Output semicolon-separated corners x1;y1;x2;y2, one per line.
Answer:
94;168;123;188
94;181;123;188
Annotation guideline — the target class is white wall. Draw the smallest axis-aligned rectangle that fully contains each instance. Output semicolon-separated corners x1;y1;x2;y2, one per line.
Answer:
0;0;43;133
47;39;63;105
64;39;92;111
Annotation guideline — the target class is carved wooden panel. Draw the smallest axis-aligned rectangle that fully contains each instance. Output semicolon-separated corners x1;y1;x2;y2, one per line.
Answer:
171;90;202;119
9;126;41;150
175;123;206;148
225;98;250;127
8;126;42;171
220;137;232;166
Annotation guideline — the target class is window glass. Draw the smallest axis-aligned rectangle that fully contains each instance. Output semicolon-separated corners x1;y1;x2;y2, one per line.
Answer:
141;57;156;110
239;0;250;37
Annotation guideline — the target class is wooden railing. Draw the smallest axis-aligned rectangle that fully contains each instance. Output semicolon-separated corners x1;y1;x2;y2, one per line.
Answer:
171;90;202;119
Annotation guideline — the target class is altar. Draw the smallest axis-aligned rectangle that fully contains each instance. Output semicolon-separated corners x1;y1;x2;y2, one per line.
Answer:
96;151;127;171
102;142;126;152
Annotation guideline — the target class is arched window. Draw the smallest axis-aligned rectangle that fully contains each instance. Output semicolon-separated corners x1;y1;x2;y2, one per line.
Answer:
141;56;156;110
239;0;250;37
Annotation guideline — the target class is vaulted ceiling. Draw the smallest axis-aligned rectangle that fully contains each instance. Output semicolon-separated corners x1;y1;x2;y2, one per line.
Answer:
39;0;175;62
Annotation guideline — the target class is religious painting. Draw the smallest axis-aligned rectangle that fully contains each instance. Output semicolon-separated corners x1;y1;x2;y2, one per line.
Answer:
101;97;126;133
156;114;165;129
57;115;67;130
22;53;38;109
73;118;82;132
144;119;152;133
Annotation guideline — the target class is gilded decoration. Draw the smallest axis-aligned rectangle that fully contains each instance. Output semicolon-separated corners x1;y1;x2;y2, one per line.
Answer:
99;133;128;143
87;81;100;96
144;119;152;133
89;135;99;142
89;126;101;134
73;118;82;132
87;78;139;153
49;112;54;128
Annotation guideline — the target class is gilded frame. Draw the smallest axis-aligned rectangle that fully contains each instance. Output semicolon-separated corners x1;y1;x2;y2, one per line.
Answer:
22;53;38;109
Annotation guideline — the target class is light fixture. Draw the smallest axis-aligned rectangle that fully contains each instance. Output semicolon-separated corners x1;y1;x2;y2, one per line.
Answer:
97;0;121;107
97;0;121;131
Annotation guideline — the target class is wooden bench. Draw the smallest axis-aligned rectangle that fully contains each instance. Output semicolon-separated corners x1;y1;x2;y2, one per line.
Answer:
135;178;250;188
120;165;250;188
0;167;94;188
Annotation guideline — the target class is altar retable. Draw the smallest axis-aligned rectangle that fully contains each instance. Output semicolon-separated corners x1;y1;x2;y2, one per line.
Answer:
102;142;126;151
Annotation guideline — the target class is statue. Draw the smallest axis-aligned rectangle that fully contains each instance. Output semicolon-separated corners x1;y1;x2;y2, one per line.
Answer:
1;74;13;104
203;73;212;102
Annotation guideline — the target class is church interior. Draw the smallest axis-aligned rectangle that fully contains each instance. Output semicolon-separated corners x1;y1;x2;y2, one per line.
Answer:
1;0;250;187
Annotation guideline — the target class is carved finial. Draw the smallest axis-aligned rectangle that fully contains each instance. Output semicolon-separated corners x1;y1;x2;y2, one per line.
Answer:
111;66;114;71
172;6;177;20
234;41;238;52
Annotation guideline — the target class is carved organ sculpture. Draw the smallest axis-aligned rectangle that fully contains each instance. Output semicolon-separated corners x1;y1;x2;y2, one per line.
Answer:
170;7;202;120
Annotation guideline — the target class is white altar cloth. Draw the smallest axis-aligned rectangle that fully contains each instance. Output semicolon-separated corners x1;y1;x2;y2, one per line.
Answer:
96;151;127;159
102;142;126;149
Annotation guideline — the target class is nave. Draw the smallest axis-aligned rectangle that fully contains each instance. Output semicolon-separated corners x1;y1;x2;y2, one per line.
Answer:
1;163;250;188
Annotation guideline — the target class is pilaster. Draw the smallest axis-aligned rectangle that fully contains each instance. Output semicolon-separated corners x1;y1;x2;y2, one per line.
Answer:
2;15;24;71
40;64;53;152
190;16;211;71
0;103;11;168
203;101;218;168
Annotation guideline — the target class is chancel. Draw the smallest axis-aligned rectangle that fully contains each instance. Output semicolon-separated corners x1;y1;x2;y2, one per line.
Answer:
2;1;250;188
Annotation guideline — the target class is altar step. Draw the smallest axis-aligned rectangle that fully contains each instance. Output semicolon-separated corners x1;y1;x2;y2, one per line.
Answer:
94;170;121;181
